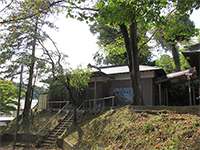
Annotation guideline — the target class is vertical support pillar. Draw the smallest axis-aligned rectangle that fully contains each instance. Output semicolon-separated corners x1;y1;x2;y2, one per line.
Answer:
47;101;49;110
89;100;91;112
198;84;200;105
158;84;162;105
94;79;97;113
198;55;200;105
188;79;192;105
103;99;105;111
111;97;114;109
166;88;169;106
192;87;196;105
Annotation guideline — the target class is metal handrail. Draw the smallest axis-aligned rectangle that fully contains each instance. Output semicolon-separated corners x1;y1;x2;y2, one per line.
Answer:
85;96;115;102
36;103;69;135
53;102;84;136
84;96;115;112
48;101;70;104
32;101;39;113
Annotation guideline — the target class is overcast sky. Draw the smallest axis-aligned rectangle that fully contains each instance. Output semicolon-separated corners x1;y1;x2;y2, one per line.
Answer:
46;9;200;68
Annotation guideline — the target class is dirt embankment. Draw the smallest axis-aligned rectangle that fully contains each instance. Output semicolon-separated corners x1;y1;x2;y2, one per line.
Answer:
66;106;200;150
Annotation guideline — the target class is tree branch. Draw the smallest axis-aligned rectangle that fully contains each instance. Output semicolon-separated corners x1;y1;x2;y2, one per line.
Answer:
0;0;14;13
38;40;56;78
0;0;66;24
67;1;99;12
139;8;177;50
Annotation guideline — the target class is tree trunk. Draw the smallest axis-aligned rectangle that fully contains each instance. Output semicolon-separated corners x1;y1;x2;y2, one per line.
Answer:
119;20;143;105
64;77;77;124
171;43;181;71
120;24;132;71
22;18;38;129
129;20;143;105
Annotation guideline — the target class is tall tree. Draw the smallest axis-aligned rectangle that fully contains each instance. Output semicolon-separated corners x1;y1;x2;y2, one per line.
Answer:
0;0;61;129
67;0;169;105
91;22;152;66
155;14;198;71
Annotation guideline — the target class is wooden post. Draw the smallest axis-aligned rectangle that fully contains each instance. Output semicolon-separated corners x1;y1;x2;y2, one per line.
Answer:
89;100;91;112
188;79;192;105
103;99;105;111
166;88;169;106
111;97;114;109
158;84;162;105
192;87;196;105
94;79;97;113
198;55;200;105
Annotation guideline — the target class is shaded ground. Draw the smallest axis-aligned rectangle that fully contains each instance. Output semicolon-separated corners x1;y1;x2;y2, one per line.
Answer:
0;111;64;149
66;105;200;150
3;110;63;134
0;144;62;150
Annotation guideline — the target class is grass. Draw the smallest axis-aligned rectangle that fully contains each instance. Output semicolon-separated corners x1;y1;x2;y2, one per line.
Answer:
66;105;200;150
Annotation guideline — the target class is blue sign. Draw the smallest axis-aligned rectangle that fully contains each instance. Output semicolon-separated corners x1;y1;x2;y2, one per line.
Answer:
113;88;133;104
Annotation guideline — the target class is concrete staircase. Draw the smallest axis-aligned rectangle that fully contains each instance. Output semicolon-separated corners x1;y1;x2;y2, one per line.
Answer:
40;111;73;148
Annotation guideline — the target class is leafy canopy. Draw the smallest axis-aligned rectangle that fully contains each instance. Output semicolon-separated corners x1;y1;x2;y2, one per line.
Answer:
96;0;167;26
155;54;189;73
94;36;152;65
0;80;18;113
69;67;91;91
156;13;198;48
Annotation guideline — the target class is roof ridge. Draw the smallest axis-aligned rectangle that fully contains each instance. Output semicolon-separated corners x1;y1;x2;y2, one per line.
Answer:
98;64;128;69
98;64;160;69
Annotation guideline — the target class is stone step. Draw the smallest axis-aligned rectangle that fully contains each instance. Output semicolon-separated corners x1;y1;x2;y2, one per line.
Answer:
54;127;68;131
39;111;75;148
51;127;66;133
41;143;56;147
50;131;64;136
47;135;57;138
54;123;71;128
43;140;56;144
46;137;56;141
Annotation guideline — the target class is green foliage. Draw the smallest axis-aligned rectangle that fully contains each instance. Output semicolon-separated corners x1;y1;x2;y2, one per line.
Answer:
155;54;190;73
155;13;198;71
95;0;167;27
0;0;59;80
155;54;175;73
180;53;190;70
48;79;69;101
88;0;168;66
47;67;91;102
177;0;200;12
0;80;18;113
156;14;198;48
69;67;91;91
90;21;121;46
91;22;152;66
95;36;152;65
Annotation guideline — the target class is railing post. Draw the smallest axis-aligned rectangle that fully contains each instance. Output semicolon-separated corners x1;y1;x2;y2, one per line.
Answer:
103;99;105;111
111;97;114;109
93;99;96;113
89;100;91;113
